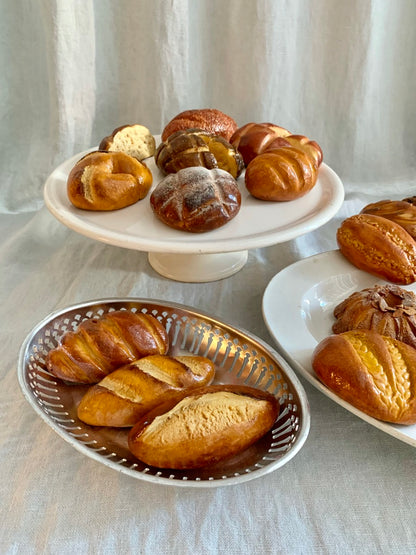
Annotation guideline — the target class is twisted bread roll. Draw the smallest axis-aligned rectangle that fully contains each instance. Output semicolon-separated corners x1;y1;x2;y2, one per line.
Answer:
99;124;156;161
46;311;169;384
150;167;241;232
128;384;279;469
161;109;237;142
230;122;291;165
360;199;416;240
77;355;216;427
244;146;318;201
67;151;152;211
312;329;416;424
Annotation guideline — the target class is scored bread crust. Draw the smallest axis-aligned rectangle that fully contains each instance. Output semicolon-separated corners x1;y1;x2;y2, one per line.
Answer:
128;384;279;469
312;329;416;424
161;109;238;142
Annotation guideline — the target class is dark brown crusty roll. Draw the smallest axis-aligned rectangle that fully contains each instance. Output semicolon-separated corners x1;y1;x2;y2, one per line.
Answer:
155;129;244;179
332;284;416;349
161;109;238;142
67;151;152;211
46;311;169;384
77;355;216;427
128;384;279;469
230;122;291;165
312;329;416;424
244;146;318;201
150;166;241;233
99;124;156;161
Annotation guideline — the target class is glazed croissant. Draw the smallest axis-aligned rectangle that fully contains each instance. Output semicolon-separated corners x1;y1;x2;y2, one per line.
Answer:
46;310;169;384
77;354;216;427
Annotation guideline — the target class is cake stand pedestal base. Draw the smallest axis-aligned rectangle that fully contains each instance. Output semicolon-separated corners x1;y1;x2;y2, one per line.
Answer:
148;251;248;282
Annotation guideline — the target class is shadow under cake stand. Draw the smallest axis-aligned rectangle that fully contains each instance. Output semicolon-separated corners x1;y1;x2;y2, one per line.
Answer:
43;149;344;282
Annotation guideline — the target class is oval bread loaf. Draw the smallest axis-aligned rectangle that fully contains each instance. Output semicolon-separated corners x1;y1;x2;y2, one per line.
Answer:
128;384;279;469
312;329;416;424
46;311;169;384
77;355;216;427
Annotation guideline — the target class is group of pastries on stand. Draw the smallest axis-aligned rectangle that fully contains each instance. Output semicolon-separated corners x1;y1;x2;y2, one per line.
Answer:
58;107;416;471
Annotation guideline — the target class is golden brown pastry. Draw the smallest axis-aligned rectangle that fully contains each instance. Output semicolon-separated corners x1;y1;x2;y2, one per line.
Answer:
67;151;152;211
155;129;244;179
150;167;241;233
360;199;416;240
128;384;279;469
332;285;416;349
244;146;318;201
77;355;216;427
230;122;291;165
312;329;416;424
46;311;169;384
266;134;323;168
99;124;156;161
336;214;416;285
161;109;238;142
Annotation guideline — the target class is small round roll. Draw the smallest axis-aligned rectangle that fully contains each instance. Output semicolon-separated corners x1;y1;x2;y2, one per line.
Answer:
161;109;238;142
99;124;156;161
67;151;152;211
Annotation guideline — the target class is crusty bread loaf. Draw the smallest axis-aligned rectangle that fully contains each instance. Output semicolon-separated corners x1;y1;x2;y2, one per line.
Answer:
337;214;416;284
77;355;216;427
230;122;291;165
46;311;169;384
67;151;152;211
155;129;244;179
161;109;237;142
99;124;156;161
244;146;318;201
360;199;416;240
128;384;279;468
150;166;241;232
312;329;416;424
266;134;323;168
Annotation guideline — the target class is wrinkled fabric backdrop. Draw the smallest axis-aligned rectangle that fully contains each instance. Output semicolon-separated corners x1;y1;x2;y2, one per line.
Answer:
2;0;416;213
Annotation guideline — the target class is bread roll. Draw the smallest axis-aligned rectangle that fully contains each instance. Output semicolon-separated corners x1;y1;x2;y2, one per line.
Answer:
77;355;216;427
128;384;279;468
266;134;323;167
230;122;291;165
337;214;416;284
99;124;156;161
161;109;237;142
155;129;244;179
360;199;416;240
67;151;152;211
150;167;241;233
46;311;169;384
312;329;416;424
244;146;318;201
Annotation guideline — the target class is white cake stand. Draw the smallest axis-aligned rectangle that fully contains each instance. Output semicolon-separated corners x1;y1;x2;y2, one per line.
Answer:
43;143;344;282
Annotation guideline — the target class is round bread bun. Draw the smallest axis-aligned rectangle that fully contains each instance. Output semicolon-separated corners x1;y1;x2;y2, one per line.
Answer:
99;124;156;161
161;109;238;142
230;122;291;165
67;151;153;211
150;166;241;233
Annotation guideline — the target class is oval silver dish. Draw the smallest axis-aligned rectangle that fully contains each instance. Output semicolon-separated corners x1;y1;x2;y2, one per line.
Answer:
18;298;310;487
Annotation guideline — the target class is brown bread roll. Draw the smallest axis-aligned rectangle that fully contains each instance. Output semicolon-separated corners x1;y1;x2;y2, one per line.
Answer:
46;311;169;384
77;355;216;427
128;384;280;469
360;199;416;240
336;214;416;284
99;124;156;161
265;134;323;168
150;166;241;233
155;129;244;179
312;329;416;424
67;151;152;211
230;122;291;165
244;146;318;201
161;109;237;142
332;284;416;349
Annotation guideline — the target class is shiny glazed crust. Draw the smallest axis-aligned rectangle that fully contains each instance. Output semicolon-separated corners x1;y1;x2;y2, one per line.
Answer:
312;329;416;424
360;199;416;240
150;167;241;232
336;214;416;284
230;122;291;165
67;151;152;211
266;134;323;167
128;384;279;468
46;311;169;384
99;124;156;161
77;355;216;427
244;146;318;201
161;109;238;142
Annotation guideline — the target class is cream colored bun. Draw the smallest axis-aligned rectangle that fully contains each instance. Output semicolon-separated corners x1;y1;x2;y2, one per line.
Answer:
99;124;156;161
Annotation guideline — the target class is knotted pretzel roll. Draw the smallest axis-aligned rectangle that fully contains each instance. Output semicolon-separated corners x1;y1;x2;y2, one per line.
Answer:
67;151;152;211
